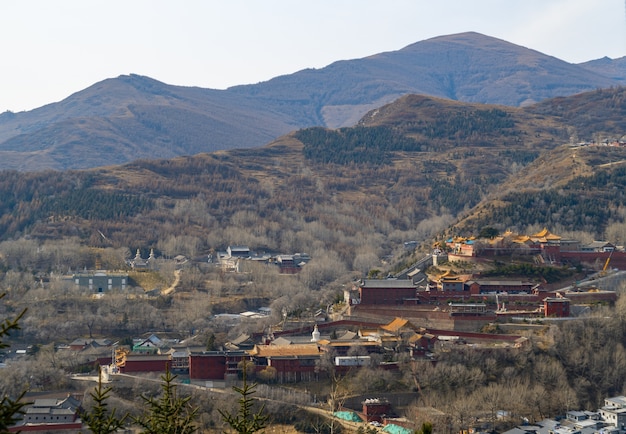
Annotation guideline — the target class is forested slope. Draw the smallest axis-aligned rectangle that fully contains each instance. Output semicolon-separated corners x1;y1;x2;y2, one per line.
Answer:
1;89;626;257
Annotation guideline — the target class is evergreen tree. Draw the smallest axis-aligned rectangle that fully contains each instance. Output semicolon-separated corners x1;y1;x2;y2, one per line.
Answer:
80;369;127;434
416;422;433;434
132;368;198;434
206;333;216;351
0;293;28;432
219;370;268;434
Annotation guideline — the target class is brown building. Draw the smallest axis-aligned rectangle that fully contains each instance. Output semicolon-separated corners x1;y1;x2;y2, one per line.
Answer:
248;344;321;383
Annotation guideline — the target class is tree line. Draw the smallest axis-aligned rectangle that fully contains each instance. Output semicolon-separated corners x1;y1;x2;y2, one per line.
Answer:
296;126;426;165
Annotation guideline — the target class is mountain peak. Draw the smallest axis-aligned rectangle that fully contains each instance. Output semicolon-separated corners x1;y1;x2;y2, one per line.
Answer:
402;32;515;50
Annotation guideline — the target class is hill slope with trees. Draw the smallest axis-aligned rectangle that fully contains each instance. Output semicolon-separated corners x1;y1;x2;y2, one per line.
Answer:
1;88;626;256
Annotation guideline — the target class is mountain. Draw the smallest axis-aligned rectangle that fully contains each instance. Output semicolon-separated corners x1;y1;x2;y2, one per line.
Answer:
3;87;626;250
0;32;623;171
579;56;626;84
234;32;618;115
0;75;299;171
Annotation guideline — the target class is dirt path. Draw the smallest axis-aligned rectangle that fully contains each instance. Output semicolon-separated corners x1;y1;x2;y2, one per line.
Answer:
161;269;182;295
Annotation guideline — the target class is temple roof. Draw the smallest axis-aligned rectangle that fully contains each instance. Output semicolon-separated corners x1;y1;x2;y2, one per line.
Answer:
531;228;561;240
381;318;411;333
248;343;321;357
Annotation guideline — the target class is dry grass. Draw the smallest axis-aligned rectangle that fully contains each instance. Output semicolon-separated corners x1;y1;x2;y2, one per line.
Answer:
128;270;168;292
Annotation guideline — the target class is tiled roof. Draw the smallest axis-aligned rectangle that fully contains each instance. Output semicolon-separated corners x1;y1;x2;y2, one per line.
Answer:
322;341;381;348
531;228;561;241
359;279;416;289
381;318;411;332
249;343;321;357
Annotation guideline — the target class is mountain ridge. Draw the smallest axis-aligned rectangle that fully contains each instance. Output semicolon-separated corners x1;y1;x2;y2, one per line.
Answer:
1;32;626;171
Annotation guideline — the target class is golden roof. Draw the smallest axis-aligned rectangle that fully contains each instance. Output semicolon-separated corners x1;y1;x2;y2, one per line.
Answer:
380;335;402;343
408;334;423;343
359;329;380;337
381;317;411;333
531;228;561;240
322;341;380;348
248;343;320;357
438;269;453;279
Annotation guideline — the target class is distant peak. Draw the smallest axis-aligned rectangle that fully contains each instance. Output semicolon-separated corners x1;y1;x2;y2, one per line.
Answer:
431;31;486;39
400;31;514;52
117;74;163;84
427;31;496;42
113;74;173;95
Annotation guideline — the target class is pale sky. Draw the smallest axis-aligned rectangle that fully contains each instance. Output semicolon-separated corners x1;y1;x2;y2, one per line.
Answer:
1;0;625;113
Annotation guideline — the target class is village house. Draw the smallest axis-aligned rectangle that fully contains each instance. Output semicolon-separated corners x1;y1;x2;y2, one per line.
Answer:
600;396;626;429
132;334;163;354
505;395;626;434
71;272;128;293
9;395;83;432
275;254;303;274
68;338;113;352
218;245;309;274
582;241;616;252
226;245;250;258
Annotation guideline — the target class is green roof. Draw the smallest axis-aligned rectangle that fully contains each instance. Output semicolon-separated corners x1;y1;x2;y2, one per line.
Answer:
334;411;362;422
383;424;413;434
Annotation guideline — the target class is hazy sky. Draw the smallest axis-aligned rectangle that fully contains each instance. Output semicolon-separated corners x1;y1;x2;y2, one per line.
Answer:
1;0;625;113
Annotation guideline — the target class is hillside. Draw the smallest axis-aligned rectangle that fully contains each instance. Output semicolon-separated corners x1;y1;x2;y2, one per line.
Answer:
0;32;623;170
2;88;626;264
453;143;626;236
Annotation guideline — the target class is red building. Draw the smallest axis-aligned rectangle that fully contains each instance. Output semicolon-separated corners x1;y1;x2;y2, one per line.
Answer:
362;398;393;422
189;351;248;380
118;354;171;373
544;297;570;317
275;255;300;274
358;279;417;305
